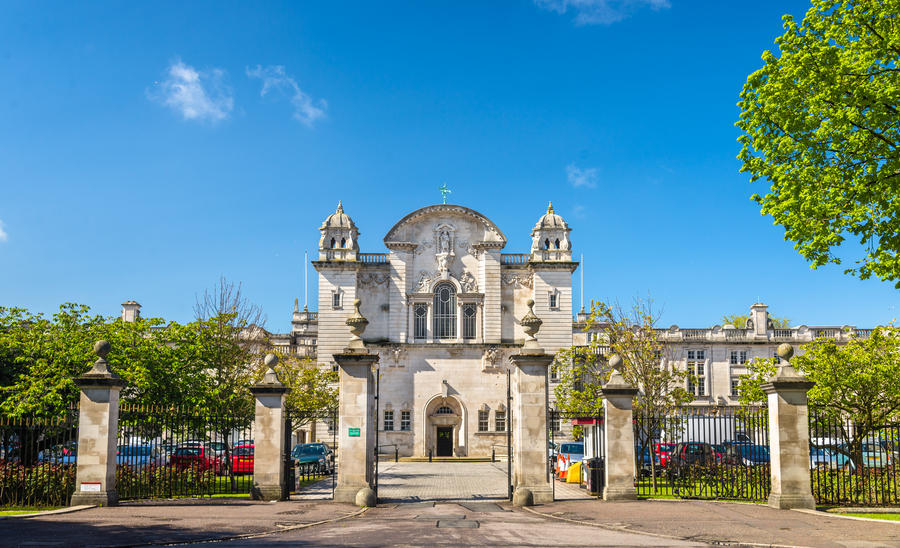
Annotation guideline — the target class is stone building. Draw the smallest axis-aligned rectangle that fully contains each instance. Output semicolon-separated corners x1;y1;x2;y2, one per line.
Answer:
312;202;577;457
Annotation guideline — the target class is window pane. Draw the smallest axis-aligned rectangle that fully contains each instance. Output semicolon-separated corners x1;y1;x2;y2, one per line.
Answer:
414;305;427;339
462;304;476;340
433;283;457;339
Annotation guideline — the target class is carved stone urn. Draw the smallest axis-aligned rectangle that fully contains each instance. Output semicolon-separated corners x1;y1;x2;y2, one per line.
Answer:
345;299;369;353
520;299;543;354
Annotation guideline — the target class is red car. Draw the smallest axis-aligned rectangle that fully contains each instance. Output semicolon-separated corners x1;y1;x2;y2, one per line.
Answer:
231;444;254;475
171;445;224;473
654;442;677;467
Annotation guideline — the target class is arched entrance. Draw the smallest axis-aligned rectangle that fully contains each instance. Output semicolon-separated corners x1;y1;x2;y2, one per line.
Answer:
422;394;466;457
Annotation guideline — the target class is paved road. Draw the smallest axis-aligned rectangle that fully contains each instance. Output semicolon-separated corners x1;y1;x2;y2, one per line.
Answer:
212;500;703;547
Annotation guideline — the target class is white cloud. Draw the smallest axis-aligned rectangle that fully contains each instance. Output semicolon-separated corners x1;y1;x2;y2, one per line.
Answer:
567;163;599;188
246;65;327;127
150;60;234;122
534;0;670;25
0;220;7;242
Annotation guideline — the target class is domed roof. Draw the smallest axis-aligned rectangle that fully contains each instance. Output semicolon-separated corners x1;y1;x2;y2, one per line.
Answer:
320;201;356;230
533;202;568;230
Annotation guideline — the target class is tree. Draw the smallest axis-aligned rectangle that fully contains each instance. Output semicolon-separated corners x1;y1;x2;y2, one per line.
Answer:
554;298;692;489
737;0;900;286
737;326;900;469
721;313;791;329
271;350;338;430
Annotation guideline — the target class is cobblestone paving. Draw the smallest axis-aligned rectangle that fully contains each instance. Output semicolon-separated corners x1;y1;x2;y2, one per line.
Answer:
374;461;593;502
376;461;511;501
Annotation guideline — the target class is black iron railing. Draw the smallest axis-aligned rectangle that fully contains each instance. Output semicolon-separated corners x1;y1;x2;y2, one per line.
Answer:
633;406;770;501
116;404;254;500
809;406;900;506
0;407;79;507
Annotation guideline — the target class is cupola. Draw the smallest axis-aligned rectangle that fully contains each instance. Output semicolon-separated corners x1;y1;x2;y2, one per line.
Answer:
530;202;572;261
318;201;359;260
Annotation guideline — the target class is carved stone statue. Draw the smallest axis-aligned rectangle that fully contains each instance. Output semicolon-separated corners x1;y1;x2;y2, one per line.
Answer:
439;229;451;253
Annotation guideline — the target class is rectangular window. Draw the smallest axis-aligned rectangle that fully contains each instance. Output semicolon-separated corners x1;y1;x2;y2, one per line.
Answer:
730;350;748;365
414;304;428;340
739;350;748;364
687;350;706;397
384;410;394;431
478;410;489;432
400;410;411;431
551;414;560;433
730;351;738;365
495;411;507;432
549;292;558;309
731;378;740;397
462;304;477;340
332;292;342;309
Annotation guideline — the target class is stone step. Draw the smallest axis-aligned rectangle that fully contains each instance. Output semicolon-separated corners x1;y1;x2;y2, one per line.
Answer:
397;456;495;463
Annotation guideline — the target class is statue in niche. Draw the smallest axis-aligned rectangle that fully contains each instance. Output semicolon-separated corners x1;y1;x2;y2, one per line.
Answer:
439;230;451;253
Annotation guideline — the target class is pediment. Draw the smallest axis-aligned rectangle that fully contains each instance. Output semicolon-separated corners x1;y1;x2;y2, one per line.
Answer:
383;205;507;247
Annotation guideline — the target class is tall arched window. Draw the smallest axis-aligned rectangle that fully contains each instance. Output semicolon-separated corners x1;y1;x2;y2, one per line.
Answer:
433;282;457;339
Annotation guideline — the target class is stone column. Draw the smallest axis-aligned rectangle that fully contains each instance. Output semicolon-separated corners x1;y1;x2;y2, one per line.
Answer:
763;343;816;510
70;340;126;507
333;299;378;506
601;355;638;501
509;300;553;506
250;354;290;501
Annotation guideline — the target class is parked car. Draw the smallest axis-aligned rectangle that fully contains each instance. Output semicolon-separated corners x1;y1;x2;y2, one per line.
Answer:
291;443;334;474
171;445;224;473
554;442;584;474
635;444;662;476
117;444;165;469
38;443;77;465
810;445;852;470
668;442;717;477
231;444;254;475
653;442;676;468
720;444;769;467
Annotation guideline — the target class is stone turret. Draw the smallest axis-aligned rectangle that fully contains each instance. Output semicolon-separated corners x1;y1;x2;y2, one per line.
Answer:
318;201;359;261
530;202;572;261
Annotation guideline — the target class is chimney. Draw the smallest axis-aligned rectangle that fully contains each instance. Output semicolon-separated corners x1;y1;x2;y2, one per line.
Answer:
121;301;141;322
749;303;768;337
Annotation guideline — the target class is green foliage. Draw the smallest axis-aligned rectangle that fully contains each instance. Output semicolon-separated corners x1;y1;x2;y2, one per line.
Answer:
0;303;269;419
737;326;900;468
812;467;900;506
0;462;75;507
272;350;338;424
737;0;900;286
721;314;791;329
553;299;693;418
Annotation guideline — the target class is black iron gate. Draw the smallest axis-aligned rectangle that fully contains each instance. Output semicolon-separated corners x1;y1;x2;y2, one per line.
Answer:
283;409;338;499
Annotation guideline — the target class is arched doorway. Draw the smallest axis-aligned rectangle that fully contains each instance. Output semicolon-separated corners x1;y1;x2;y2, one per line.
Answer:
422;395;465;457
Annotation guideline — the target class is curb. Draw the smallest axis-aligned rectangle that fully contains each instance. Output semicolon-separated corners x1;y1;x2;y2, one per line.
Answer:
793;508;900;525
522;505;810;548
0;505;95;520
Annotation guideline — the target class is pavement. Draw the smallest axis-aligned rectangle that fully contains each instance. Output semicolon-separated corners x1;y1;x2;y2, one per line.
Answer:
3;462;900;547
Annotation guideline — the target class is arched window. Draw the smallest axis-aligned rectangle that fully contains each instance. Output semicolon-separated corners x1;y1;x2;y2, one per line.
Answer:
554;238;560;249
340;237;346;248
436;406;453;415
544;238;550;250
432;282;457;339
330;237;336;249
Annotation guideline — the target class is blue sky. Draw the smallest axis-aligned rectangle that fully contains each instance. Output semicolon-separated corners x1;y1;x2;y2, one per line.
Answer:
1;0;897;331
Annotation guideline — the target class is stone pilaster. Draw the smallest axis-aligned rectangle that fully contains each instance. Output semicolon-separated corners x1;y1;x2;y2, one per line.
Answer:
508;299;552;506
509;353;553;505
250;354;290;501
70;341;126;507
333;299;378;506
333;352;377;504
601;355;638;501
763;344;816;510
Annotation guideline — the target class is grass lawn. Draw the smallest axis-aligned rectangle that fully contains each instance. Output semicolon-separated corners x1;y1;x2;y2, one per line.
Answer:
0;507;63;516
838;513;900;521
634;478;768;502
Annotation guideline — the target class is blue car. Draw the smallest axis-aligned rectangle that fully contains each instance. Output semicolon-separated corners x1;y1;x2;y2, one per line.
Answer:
721;444;769;466
117;445;164;469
